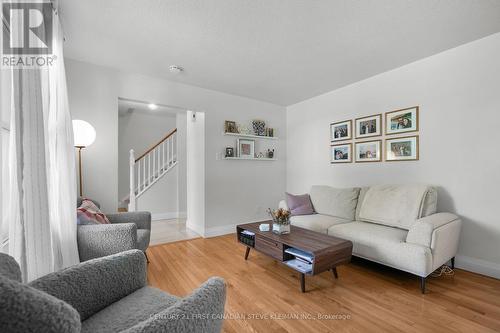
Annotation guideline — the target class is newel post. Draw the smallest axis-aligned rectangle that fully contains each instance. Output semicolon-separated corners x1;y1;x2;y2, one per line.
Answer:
128;149;136;212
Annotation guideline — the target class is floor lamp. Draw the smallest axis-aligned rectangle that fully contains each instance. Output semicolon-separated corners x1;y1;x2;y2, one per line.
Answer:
72;120;96;197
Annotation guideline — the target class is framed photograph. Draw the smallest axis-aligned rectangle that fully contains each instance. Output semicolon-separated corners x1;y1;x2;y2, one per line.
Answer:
355;114;382;139
237;139;255;158
385;136;419;161
330;119;352;142
225;147;234;158
355;140;382;163
224;120;238;133
331;143;352;163
385;106;419;135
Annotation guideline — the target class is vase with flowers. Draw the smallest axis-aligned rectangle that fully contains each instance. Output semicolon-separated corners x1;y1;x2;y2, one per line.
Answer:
268;208;291;235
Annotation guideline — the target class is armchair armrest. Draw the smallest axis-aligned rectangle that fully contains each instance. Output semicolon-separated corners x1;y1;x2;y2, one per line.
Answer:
406;213;462;270
107;211;151;230
29;250;147;321
123;277;226;333
77;223;137;261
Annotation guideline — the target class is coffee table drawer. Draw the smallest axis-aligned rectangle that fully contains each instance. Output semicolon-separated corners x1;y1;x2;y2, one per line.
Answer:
255;234;283;261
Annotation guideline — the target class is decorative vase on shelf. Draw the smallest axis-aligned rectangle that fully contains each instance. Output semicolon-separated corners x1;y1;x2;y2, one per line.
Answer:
252;120;266;136
268;208;291;235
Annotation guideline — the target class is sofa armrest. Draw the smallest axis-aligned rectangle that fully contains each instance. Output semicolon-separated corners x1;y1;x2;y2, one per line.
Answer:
123;277;226;333
29;250;147;321
107;211;151;231
406;213;462;270
77;223;137;261
278;200;289;210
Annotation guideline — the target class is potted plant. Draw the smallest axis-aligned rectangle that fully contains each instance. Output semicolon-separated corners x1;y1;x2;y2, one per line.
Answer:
268;208;291;235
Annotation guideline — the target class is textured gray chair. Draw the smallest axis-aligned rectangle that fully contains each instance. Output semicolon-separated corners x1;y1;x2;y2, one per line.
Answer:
0;250;226;333
77;197;151;262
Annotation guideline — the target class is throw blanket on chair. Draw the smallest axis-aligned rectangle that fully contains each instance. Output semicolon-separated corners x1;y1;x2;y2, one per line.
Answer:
358;184;433;230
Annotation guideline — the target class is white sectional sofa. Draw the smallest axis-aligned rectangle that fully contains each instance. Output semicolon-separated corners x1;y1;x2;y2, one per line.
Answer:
279;185;462;293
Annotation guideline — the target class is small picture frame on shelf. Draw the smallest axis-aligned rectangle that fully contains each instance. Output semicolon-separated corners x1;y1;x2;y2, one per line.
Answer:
224;120;238;133
225;147;235;158
385;106;419;135
237;139;255;159
330;120;352;142
355;140;382;163
331;143;352;163
385;136;419;161
355;114;382;139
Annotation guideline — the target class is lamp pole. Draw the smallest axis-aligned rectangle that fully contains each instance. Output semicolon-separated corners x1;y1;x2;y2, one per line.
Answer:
76;146;84;197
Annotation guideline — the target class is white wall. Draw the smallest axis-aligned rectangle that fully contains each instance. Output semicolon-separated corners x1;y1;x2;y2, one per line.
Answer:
136;166;179;219
176;112;187;216
66;63;118;211
186;111;205;235
286;33;500;278
118;111;177;201
66;59;286;234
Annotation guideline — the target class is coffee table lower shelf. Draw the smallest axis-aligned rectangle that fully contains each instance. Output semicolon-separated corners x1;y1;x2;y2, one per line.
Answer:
244;246;341;292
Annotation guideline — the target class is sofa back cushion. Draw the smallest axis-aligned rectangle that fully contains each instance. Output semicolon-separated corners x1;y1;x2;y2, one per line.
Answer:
310;186;360;220
358;184;437;230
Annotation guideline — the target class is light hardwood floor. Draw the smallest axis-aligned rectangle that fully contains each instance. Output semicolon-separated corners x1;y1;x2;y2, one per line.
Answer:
147;234;500;333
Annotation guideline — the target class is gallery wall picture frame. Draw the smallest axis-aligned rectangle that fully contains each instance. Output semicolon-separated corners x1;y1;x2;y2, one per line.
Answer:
237;138;255;159
385;106;419;135
330;119;352;142
355;114;382;139
385;135;419;162
331;143;352;163
355;140;382;163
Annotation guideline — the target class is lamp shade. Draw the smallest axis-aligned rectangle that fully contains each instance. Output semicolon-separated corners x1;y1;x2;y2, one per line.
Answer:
72;120;96;148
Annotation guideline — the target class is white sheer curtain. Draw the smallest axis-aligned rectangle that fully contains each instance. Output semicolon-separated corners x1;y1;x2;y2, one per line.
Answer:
7;9;79;282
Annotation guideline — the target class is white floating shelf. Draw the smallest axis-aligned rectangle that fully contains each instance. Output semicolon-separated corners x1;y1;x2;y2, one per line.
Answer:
224;132;278;140
224;157;277;161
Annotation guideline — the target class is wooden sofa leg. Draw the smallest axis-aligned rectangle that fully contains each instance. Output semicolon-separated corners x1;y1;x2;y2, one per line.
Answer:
451;257;455;269
420;277;426;294
144;251;150;263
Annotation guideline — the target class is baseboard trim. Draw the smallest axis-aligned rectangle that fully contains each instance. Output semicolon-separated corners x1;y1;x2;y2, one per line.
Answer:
186;219;205;237
178;211;187;219
456;255;500;279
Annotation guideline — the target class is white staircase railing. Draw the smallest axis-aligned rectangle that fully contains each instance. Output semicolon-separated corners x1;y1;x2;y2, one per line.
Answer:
128;128;177;211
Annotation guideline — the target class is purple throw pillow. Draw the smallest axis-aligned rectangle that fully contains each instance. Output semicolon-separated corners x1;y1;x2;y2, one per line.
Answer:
286;192;315;216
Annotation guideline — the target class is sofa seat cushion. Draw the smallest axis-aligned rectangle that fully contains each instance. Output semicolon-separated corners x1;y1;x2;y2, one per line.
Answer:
136;230;150;252
309;186;360;220
328;222;432;276
291;214;351;234
81;287;178;333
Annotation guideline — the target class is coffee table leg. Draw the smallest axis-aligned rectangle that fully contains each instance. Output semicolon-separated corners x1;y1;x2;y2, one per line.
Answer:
300;273;305;293
332;267;338;279
244;247;251;260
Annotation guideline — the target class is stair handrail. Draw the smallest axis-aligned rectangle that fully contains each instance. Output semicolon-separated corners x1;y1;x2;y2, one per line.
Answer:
135;128;177;162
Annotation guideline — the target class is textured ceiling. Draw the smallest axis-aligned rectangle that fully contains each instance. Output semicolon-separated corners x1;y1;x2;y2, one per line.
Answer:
61;0;500;106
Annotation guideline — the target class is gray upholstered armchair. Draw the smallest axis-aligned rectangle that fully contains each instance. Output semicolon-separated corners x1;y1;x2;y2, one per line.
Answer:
77;197;152;262
0;250;226;333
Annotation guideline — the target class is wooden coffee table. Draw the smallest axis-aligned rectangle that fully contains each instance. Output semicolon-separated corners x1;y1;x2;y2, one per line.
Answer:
237;221;353;292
